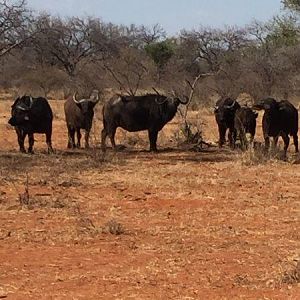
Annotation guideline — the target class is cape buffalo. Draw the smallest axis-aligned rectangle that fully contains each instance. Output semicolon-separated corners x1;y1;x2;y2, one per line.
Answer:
101;93;188;152
64;90;99;148
253;98;298;154
214;97;240;148
8;95;53;153
234;106;258;150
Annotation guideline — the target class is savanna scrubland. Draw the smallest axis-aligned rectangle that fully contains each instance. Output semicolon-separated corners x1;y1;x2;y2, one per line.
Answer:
0;0;300;298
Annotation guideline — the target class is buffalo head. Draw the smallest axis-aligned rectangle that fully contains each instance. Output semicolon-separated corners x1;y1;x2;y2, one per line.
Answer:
152;88;189;106
73;90;100;129
8;96;34;127
252;98;278;111
214;97;240;124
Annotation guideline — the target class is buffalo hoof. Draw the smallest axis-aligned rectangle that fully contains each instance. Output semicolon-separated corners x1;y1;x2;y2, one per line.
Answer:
114;145;126;151
67;142;76;149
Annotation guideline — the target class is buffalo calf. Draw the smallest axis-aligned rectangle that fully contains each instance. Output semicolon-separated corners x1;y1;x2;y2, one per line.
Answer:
234;106;258;150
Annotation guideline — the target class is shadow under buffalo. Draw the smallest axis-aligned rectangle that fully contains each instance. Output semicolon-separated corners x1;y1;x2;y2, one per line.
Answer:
101;144;235;163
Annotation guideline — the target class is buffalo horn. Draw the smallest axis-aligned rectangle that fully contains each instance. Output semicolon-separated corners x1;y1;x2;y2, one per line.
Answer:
225;100;236;109
73;92;86;104
155;96;168;104
16;105;28;111
29;96;33;108
171;89;189;105
178;96;189;105
90;89;99;103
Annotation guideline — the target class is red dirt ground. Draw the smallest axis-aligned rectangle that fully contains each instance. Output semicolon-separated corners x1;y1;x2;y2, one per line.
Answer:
0;99;299;299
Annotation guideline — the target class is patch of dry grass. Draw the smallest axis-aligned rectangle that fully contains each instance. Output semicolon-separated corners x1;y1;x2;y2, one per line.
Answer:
103;219;125;235
281;261;300;285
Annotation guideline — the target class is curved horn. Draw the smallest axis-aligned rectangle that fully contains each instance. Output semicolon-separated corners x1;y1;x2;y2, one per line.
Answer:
155;96;168;105
29;96;33;108
16;105;29;111
177;96;189;105
90;90;99;103
225;100;236;109
170;89;189;105
73;92;86;104
73;92;78;102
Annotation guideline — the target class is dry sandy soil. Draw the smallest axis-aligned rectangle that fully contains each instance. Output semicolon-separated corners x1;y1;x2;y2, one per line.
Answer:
0;99;299;299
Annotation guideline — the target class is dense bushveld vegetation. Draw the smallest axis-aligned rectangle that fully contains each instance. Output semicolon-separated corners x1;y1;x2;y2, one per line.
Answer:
1;0;300;104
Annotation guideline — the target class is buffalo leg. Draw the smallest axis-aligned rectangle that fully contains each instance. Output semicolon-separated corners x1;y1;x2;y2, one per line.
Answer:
293;134;298;153
68;128;76;148
264;136;270;153
102;126;116;151
148;130;158;152
272;136;279;150
218;124;226;147
46;131;53;154
28;133;34;154
239;132;248;151
101;128;107;151
109;128;116;149
228;128;236;149
84;130;90;148
16;128;26;153
281;133;290;155
76;129;81;148
249;134;254;149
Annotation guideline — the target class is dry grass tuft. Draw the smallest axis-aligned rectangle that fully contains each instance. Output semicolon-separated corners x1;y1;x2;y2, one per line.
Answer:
240;142;268;165
18;174;30;206
173;121;211;151
281;261;300;285
240;142;292;165
103;219;125;235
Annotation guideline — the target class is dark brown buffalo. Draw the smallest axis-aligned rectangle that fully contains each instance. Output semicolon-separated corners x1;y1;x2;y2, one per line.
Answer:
8;95;53;153
64;90;99;148
101;93;188;152
214;97;241;148
253;98;298;155
234;106;258;150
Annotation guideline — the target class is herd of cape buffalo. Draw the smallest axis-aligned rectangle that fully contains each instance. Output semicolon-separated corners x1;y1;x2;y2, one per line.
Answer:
6;89;299;156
